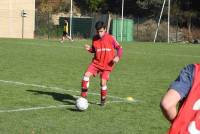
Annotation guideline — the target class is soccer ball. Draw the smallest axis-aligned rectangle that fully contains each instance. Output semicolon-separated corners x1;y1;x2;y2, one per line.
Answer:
76;97;89;111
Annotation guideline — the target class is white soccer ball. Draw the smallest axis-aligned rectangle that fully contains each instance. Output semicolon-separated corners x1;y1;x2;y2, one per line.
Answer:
76;97;89;111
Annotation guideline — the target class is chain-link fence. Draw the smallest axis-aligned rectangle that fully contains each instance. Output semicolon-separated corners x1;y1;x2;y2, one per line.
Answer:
35;11;200;43
134;15;200;43
35;11;111;40
35;11;61;39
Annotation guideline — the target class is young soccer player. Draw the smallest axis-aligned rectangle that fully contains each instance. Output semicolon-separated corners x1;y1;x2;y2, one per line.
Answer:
80;21;123;106
60;19;73;43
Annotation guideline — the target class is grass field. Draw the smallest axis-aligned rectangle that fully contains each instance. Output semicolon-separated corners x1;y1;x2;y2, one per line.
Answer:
0;38;200;134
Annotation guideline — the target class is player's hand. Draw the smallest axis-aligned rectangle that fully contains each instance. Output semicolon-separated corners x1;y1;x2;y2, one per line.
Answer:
84;44;90;51
113;56;119;63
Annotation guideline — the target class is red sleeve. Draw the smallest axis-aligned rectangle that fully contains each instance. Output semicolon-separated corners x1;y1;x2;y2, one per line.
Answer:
112;36;123;58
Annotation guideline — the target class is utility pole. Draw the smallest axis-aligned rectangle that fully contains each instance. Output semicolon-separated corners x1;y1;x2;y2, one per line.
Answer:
21;10;27;39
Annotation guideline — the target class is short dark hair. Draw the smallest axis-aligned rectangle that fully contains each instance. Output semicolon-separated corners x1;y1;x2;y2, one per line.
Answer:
95;21;106;30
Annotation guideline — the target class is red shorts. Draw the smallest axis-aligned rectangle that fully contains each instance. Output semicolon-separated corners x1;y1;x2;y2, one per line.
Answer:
85;64;111;80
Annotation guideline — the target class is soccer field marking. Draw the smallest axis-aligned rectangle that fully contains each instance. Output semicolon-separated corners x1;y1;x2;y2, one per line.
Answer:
0;100;130;113
0;79;138;103
107;100;130;103
0;105;72;113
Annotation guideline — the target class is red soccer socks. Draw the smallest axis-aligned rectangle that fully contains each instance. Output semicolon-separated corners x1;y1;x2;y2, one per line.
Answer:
100;86;107;106
81;76;89;97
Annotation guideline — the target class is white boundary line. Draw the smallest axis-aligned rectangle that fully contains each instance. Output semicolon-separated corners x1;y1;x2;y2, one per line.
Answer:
0;105;72;113
0;79;137;102
0;79;138;113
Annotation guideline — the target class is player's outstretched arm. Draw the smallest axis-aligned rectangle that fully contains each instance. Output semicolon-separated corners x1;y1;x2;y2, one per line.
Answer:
84;44;95;53
84;44;90;51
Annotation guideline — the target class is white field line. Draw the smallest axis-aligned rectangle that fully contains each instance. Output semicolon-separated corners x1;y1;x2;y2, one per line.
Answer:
0;79;138;102
0;79;138;113
0;101;133;113
107;100;131;103
0;105;72;113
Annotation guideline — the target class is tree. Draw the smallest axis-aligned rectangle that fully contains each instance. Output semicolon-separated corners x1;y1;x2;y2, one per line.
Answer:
87;0;105;12
171;0;198;41
37;0;70;13
136;0;163;9
38;0;53;13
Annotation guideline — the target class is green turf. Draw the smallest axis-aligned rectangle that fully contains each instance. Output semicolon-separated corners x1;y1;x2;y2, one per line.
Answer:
0;38;200;134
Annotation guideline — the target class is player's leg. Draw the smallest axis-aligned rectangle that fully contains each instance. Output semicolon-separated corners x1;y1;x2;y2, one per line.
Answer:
60;32;66;43
100;79;108;106
66;34;73;41
81;71;92;97
160;89;181;122
100;71;110;106
81;64;97;98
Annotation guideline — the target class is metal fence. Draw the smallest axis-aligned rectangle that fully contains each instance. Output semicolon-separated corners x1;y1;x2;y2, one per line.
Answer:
35;11;110;40
35;11;60;39
35;11;200;43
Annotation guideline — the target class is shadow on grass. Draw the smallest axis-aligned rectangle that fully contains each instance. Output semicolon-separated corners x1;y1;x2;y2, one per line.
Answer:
26;89;76;105
26;90;100;112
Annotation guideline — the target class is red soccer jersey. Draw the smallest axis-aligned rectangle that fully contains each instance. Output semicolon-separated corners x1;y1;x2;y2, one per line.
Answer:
88;33;122;71
168;64;200;134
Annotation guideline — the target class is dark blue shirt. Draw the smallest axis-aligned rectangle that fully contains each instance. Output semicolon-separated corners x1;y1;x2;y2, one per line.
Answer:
169;64;195;99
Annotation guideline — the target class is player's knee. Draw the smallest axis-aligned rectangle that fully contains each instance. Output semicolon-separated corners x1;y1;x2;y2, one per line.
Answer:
101;79;107;86
100;79;107;89
100;83;107;87
84;72;92;77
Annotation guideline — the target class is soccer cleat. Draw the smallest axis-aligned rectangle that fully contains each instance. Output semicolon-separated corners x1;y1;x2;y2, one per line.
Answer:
100;88;107;106
100;97;106;106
